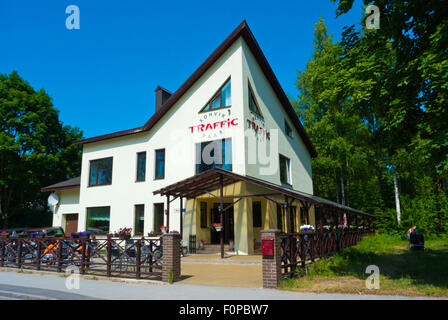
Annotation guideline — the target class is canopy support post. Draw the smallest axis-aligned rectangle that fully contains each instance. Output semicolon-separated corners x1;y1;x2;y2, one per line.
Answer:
166;195;170;232
219;174;224;259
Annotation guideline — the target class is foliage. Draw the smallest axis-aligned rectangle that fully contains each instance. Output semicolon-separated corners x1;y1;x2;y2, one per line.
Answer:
295;0;448;235
0;71;83;228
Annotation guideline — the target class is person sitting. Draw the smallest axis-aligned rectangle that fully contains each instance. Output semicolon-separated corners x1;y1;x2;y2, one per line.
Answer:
406;226;416;240
43;242;59;264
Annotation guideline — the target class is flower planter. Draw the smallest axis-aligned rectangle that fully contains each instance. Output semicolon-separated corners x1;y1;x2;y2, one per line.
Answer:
214;227;223;232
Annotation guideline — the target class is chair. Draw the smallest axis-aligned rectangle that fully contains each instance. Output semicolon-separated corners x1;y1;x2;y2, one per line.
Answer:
110;247;123;271
181;240;188;256
124;240;136;272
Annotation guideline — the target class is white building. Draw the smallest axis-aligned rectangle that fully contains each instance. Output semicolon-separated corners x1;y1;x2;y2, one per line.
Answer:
42;21;367;255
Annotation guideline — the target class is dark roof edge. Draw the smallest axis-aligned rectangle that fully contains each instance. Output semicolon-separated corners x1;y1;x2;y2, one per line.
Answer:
41;177;81;192
73;21;317;157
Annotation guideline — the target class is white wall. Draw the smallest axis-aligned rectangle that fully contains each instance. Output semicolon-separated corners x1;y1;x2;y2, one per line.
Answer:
241;40;313;194
53;35;314;246
76;39;246;235
52;188;80;229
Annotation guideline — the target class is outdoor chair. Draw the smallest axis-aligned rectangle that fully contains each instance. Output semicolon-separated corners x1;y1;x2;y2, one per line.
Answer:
110;247;123;271
181;240;188;256
123;241;136;272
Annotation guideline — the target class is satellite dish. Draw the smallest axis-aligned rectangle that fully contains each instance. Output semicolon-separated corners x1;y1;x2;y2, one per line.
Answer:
48;193;59;213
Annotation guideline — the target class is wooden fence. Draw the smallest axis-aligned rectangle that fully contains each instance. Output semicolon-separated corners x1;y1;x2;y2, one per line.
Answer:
0;236;163;280
280;229;372;278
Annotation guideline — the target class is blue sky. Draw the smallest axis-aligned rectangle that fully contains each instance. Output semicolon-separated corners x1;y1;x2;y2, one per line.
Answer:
1;0;364;138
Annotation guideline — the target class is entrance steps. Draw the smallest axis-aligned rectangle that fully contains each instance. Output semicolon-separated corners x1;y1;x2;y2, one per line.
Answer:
198;244;234;254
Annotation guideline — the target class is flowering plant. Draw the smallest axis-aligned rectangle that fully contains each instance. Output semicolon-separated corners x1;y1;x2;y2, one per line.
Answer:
0;231;8;237
70;231;91;237
118;228;132;239
212;222;223;228
300;224;314;232
31;231;45;236
17;231;29;237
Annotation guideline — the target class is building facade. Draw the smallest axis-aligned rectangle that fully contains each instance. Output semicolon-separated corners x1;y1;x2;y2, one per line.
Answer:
42;21;322;255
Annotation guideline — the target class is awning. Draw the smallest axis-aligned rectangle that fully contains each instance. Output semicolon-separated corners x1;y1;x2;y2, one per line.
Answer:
153;168;372;217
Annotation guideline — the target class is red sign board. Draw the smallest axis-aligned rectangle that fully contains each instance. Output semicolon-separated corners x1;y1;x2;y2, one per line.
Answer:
262;238;274;257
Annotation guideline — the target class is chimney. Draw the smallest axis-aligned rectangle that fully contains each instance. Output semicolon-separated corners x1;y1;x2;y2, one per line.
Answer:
155;86;173;112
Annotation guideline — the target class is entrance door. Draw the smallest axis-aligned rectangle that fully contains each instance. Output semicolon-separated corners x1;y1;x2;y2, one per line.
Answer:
65;214;78;235
210;203;234;244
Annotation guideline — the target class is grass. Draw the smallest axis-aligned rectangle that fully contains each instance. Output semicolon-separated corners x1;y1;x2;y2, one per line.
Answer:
280;234;448;297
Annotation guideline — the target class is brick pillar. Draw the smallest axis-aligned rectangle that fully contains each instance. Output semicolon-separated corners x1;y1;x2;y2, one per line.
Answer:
162;233;181;283
261;229;281;289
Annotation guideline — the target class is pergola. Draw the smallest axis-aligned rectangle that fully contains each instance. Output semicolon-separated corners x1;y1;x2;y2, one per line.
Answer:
153;168;374;258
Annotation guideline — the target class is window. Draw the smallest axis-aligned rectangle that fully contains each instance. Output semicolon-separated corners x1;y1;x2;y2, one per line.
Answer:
200;79;231;112
136;152;146;181
196;138;232;174
252;201;262;228
279;154;291;185
248;83;262;116
200;202;208;228
89;157;113;186
134;205;144;235
285;119;293;138
276;204;283;231
87;207;110;232
155;149;165;179
153;203;164;232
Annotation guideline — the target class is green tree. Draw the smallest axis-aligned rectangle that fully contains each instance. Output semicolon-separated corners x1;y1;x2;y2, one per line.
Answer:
295;0;448;235
295;18;381;214
0;71;83;228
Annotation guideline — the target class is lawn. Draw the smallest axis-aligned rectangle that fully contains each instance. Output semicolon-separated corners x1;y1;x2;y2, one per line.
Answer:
280;234;448;297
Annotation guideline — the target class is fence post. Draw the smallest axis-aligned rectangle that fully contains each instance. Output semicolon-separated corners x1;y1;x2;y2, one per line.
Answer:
0;239;4;267
261;229;281;289
161;233;181;283
136;239;142;279
106;235;112;277
17;239;23;268
36;240;42;270
80;240;86;274
57;240;63;272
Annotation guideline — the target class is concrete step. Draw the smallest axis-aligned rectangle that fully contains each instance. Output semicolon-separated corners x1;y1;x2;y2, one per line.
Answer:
197;244;233;253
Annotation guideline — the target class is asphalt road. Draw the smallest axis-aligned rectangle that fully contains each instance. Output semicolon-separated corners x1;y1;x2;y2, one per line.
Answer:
0;271;444;300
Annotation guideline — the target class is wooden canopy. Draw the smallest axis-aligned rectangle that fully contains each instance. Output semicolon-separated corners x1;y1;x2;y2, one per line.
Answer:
153;168;372;218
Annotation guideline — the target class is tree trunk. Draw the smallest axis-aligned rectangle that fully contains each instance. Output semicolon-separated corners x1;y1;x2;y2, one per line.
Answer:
392;166;401;225
335;177;340;204
340;176;346;206
346;159;350;207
